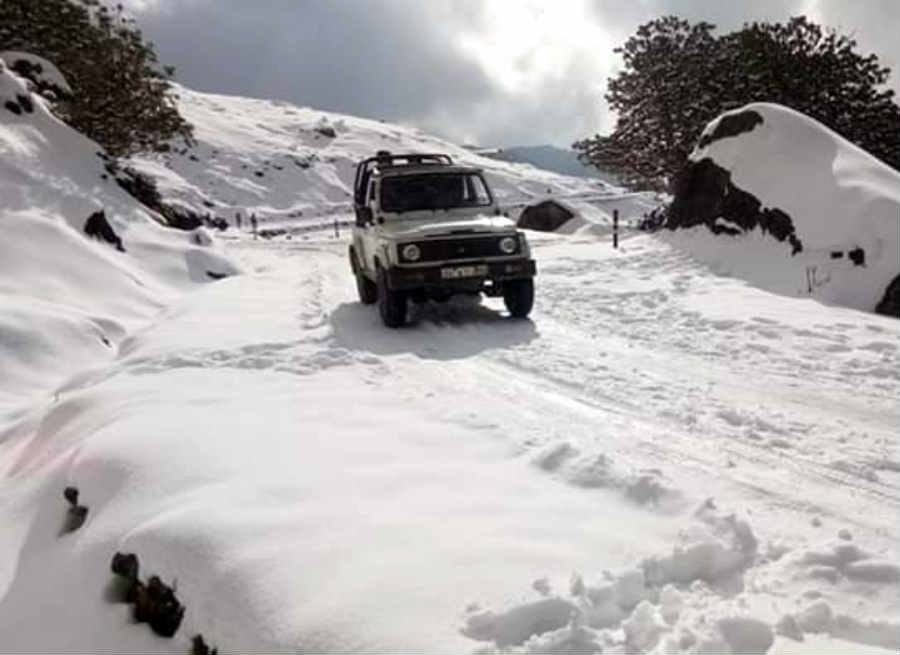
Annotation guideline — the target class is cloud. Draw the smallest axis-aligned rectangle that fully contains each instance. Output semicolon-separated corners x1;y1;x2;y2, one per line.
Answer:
128;0;899;147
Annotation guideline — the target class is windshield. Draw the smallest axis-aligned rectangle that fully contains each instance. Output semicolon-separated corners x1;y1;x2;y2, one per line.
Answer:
380;173;492;213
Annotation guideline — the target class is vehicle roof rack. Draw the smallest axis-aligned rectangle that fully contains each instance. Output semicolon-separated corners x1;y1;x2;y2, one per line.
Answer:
354;152;455;206
366;152;453;168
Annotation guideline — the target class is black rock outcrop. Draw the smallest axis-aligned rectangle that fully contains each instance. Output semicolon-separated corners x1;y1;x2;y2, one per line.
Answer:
665;158;803;255
517;200;575;232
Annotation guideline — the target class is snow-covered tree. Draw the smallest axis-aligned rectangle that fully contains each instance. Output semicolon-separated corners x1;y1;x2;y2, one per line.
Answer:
0;0;192;156
575;15;900;189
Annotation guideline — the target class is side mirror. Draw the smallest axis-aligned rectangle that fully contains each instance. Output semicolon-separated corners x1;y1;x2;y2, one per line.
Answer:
356;207;373;227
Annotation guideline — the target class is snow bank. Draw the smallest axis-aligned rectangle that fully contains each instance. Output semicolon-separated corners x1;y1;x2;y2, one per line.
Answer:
0;58;236;408
662;102;900;315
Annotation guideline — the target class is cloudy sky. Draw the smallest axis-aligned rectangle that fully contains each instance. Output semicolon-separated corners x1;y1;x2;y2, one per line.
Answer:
127;0;900;148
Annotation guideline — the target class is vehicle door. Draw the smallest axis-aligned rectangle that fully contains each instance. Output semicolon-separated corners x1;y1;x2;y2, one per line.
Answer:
357;178;379;272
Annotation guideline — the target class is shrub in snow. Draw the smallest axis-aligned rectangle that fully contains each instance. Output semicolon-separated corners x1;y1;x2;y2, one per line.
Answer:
109;552;185;638
83;209;125;252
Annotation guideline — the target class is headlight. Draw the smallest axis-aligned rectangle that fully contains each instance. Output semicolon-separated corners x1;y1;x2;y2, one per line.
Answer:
499;236;517;254
401;243;421;261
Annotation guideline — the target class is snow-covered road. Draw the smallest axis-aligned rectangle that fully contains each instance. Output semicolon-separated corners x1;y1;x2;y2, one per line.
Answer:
2;225;898;653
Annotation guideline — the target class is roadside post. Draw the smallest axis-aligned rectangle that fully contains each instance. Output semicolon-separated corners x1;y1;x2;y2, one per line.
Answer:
334;217;339;239
613;209;619;249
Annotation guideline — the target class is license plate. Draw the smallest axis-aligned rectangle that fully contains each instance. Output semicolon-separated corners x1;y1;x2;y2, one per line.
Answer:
441;264;487;279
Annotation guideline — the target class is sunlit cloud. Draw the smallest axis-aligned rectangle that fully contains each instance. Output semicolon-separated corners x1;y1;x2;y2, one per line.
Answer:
122;0;900;148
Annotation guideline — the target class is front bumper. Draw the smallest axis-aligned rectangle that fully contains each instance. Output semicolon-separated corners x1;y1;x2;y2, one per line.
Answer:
386;258;536;291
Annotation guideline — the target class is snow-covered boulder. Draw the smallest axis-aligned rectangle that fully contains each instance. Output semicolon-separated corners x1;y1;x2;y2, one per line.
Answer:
662;102;900;316
0;51;72;99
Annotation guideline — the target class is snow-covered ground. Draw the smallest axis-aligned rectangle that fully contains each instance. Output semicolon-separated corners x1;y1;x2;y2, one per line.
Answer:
3;225;898;653
2;62;898;653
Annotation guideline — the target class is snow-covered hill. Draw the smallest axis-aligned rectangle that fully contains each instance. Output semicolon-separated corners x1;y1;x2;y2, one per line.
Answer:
0;59;235;412
2;65;899;654
127;85;617;229
663;102;900;316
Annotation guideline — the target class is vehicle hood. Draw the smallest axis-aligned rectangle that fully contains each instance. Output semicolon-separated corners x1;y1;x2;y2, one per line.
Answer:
381;214;517;240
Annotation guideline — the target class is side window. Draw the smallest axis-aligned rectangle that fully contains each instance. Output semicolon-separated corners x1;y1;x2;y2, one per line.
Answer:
463;175;492;205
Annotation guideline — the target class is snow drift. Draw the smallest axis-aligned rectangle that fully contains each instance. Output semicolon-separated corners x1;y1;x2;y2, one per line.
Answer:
662;102;900;316
0;57;236;409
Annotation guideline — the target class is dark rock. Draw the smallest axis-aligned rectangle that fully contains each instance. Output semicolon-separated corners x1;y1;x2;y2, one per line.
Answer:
697;110;764;149
16;94;34;113
61;486;89;534
110;553;184;637
192;634;219;655
111;552;140;581
517;200;575;232
63;505;88;533
4;100;22;115
202;200;215;208
666;158;803;255
830;251;844;259
875;274;900;318
848;247;865;267
254;171;264;178
133;575;184;637
206;270;229;280
315;126;337;138
63;486;79;505
84;209;125;252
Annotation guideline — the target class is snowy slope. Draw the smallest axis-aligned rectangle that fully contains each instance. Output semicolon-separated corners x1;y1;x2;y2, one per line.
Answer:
2;69;899;654
664;102;900;314
127;84;617;228
0;59;236;412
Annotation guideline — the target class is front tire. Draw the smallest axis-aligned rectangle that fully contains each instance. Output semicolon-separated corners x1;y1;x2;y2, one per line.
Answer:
377;267;407;328
503;278;534;318
356;271;377;305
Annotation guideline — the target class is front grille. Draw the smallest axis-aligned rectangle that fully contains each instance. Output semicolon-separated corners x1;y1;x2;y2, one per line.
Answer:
402;236;512;263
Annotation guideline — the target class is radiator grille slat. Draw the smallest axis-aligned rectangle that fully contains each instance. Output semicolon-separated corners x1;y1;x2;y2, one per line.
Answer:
412;236;501;262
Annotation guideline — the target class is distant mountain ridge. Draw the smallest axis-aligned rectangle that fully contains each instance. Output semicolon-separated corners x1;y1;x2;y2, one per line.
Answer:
486;144;619;184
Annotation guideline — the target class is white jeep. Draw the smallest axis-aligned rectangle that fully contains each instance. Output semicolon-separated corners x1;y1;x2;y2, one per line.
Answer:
349;152;536;327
